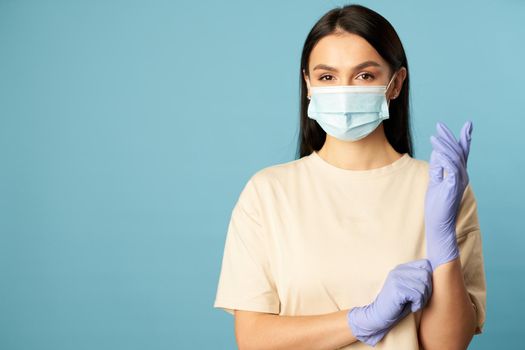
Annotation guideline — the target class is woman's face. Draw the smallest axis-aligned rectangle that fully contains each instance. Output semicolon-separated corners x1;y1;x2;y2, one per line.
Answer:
303;31;406;99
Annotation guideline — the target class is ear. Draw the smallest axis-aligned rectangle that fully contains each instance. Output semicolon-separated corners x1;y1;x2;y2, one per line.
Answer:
302;69;311;92
303;69;310;97
392;67;407;98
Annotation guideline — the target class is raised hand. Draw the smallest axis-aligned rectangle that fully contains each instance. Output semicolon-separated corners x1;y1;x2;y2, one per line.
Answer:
425;121;473;271
347;259;433;346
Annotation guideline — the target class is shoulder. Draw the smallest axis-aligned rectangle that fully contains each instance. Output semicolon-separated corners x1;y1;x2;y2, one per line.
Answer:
234;155;311;206
403;155;430;181
249;155;309;189
408;156;429;172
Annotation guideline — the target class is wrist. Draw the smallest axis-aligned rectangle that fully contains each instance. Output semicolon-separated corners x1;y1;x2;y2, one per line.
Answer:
426;230;459;271
347;306;389;346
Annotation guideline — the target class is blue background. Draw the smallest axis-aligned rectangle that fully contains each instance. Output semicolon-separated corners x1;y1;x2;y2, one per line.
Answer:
1;0;523;348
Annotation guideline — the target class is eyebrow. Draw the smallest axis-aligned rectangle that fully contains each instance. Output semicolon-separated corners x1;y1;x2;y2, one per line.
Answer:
312;60;381;72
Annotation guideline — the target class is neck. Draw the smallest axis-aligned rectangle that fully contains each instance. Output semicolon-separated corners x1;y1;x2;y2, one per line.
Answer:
316;124;403;170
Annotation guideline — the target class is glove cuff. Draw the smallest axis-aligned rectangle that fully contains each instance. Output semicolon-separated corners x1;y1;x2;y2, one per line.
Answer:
427;230;460;271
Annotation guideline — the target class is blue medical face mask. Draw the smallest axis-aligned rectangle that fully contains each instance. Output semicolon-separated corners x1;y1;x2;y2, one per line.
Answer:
307;72;398;142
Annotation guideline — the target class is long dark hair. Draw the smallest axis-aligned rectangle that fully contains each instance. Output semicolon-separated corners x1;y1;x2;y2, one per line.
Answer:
296;4;413;159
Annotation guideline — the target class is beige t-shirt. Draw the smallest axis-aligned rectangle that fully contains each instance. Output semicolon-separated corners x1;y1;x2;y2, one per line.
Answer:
213;151;486;349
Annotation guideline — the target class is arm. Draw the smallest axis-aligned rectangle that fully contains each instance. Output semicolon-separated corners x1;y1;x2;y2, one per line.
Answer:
215;180;358;349
235;309;357;350
418;257;478;350
421;121;482;348
235;259;434;350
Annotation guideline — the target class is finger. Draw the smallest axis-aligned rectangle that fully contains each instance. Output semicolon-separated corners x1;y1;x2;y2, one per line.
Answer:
423;276;433;306
407;277;432;312
425;270;433;296
458;120;472;165
399;302;412;319
396;283;425;312
411;300;422;312
395;269;432;303
396;265;433;292
430;135;462;171
409;276;432;310
436;121;458;145
433;151;458;183
436;123;466;165
390;263;433;312
429;150;444;183
434;132;466;167
430;150;454;183
413;270;433;302
417;258;433;275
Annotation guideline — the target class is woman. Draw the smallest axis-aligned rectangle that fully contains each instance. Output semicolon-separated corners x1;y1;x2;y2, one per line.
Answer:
214;4;486;349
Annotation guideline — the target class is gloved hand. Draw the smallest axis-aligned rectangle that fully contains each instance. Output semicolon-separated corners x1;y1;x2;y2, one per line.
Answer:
425;121;472;271
346;259;433;346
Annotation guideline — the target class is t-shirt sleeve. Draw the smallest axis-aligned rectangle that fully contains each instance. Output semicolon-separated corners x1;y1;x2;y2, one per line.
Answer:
455;183;487;335
213;176;280;316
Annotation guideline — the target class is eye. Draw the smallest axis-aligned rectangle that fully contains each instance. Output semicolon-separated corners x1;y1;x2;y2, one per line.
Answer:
319;74;334;81
356;72;375;81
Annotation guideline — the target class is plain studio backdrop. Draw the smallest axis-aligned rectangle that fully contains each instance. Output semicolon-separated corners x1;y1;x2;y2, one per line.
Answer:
1;0;523;349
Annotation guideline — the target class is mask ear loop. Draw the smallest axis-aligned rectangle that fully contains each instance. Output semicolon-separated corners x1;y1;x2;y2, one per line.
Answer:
385;71;397;95
385;71;398;108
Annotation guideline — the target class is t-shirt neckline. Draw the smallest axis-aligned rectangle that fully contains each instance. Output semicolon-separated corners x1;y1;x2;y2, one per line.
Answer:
308;150;411;179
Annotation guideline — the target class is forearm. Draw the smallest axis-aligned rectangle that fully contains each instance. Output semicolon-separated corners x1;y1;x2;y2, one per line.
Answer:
418;257;477;350
237;309;357;350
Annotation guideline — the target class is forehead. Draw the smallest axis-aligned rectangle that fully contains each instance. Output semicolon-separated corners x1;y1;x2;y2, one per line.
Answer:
309;32;387;70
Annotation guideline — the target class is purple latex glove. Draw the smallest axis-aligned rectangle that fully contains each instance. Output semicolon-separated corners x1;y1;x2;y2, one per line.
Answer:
346;259;433;346
425;121;472;271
